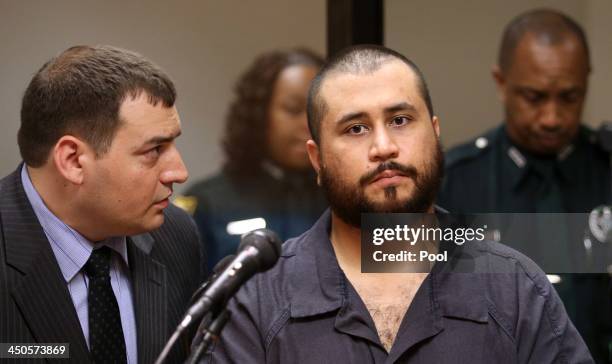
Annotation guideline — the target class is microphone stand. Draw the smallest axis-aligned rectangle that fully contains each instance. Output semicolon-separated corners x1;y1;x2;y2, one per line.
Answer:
185;309;231;364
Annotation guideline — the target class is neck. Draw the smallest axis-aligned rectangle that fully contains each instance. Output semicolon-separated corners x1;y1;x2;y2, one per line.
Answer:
329;205;437;275
27;165;102;242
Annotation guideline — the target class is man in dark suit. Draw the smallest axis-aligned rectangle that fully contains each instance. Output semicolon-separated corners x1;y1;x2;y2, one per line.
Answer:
0;45;202;363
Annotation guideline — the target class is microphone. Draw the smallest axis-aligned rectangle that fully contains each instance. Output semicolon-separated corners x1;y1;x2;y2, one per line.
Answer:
155;229;282;364
188;254;236;307
179;228;282;330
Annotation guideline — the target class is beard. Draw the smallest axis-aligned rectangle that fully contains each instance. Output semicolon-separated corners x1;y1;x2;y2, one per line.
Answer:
319;141;445;227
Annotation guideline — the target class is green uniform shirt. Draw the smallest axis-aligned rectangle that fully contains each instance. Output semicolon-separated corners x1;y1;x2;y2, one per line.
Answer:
439;124;611;362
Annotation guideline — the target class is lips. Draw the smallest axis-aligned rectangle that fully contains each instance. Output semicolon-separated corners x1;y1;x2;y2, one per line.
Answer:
154;193;172;206
371;170;407;183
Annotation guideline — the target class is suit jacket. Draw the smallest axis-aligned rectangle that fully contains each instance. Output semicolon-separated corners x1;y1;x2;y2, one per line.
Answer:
0;166;203;363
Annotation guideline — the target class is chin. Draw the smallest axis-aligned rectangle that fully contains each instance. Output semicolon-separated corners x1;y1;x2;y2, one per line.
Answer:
133;215;166;235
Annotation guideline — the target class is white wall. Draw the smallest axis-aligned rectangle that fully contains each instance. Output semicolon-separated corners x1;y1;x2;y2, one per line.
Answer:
2;1;610;190
385;0;609;149
0;0;325;193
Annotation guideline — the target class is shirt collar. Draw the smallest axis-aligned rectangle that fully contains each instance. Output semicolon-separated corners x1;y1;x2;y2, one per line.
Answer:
286;209;488;324
501;126;583;189
20;164;129;283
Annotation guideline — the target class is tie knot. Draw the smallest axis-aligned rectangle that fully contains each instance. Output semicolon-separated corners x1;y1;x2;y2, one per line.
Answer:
84;246;112;279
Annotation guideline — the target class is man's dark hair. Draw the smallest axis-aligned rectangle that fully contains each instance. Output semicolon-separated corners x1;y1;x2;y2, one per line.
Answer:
19;45;177;167
498;8;590;72
307;44;434;145
222;48;324;177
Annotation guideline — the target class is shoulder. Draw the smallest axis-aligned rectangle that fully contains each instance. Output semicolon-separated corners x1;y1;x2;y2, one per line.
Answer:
152;204;201;260
472;240;551;285
445;126;501;171
161;203;199;232
456;240;563;330
237;233;303;303
577;124;609;157
229;231;308;327
177;172;238;216
465;241;592;362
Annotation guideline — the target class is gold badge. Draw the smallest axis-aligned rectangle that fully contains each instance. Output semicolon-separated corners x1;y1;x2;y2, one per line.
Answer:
172;195;198;215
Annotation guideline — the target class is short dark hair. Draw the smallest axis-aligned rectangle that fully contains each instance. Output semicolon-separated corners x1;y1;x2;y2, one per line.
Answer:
307;44;434;145
19;45;177;167
222;48;324;177
498;8;590;72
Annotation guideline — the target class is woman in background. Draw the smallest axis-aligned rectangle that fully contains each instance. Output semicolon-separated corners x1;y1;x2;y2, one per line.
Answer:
186;48;327;271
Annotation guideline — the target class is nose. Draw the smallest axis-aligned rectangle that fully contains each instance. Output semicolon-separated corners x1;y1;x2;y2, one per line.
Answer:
538;101;562;131
368;126;399;162
160;146;189;185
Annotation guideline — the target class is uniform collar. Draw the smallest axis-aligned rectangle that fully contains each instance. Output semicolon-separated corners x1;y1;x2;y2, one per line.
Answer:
286;209;489;324
500;126;581;189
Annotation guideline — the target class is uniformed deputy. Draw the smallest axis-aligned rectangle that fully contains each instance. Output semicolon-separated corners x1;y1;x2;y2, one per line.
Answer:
438;9;611;362
181;49;327;272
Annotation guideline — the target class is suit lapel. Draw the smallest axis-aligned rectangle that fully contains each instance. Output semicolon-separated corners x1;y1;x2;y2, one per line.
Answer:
127;234;167;364
2;168;90;363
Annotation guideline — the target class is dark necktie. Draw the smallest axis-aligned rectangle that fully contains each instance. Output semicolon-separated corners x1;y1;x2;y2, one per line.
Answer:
84;246;127;364
532;162;577;319
531;161;572;270
534;162;564;213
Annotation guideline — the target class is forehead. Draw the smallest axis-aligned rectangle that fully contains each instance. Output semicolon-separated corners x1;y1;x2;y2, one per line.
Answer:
319;60;424;117
117;93;180;137
507;34;589;85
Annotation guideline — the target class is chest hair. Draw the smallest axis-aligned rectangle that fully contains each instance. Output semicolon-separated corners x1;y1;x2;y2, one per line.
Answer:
348;273;427;352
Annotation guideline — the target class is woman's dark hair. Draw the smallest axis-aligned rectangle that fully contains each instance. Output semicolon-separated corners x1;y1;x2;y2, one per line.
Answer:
222;48;324;177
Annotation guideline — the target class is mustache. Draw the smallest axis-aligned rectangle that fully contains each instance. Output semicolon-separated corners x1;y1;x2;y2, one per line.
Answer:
359;161;418;187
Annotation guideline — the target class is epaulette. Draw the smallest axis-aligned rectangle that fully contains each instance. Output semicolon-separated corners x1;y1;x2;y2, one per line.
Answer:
583;122;612;154
172;195;198;216
445;128;498;168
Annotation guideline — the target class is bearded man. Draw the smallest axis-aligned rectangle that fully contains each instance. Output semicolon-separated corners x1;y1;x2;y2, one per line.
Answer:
204;45;592;363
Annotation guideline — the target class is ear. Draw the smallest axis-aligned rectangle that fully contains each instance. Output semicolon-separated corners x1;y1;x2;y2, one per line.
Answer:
306;139;321;186
431;115;440;139
52;136;91;185
492;65;507;103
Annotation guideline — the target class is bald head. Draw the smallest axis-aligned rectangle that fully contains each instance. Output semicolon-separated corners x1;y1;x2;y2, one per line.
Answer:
499;8;590;73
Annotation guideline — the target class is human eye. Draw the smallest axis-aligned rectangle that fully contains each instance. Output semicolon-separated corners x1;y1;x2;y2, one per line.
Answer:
559;90;582;104
520;89;545;104
283;104;304;116
389;116;411;127
144;145;162;160
346;124;369;135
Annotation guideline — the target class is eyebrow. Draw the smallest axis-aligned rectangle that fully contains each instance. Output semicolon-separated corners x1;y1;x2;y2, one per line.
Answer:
142;130;182;146
335;102;418;126
383;102;417;115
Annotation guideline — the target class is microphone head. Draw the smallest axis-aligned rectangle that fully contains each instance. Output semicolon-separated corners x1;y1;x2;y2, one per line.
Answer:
238;228;282;271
